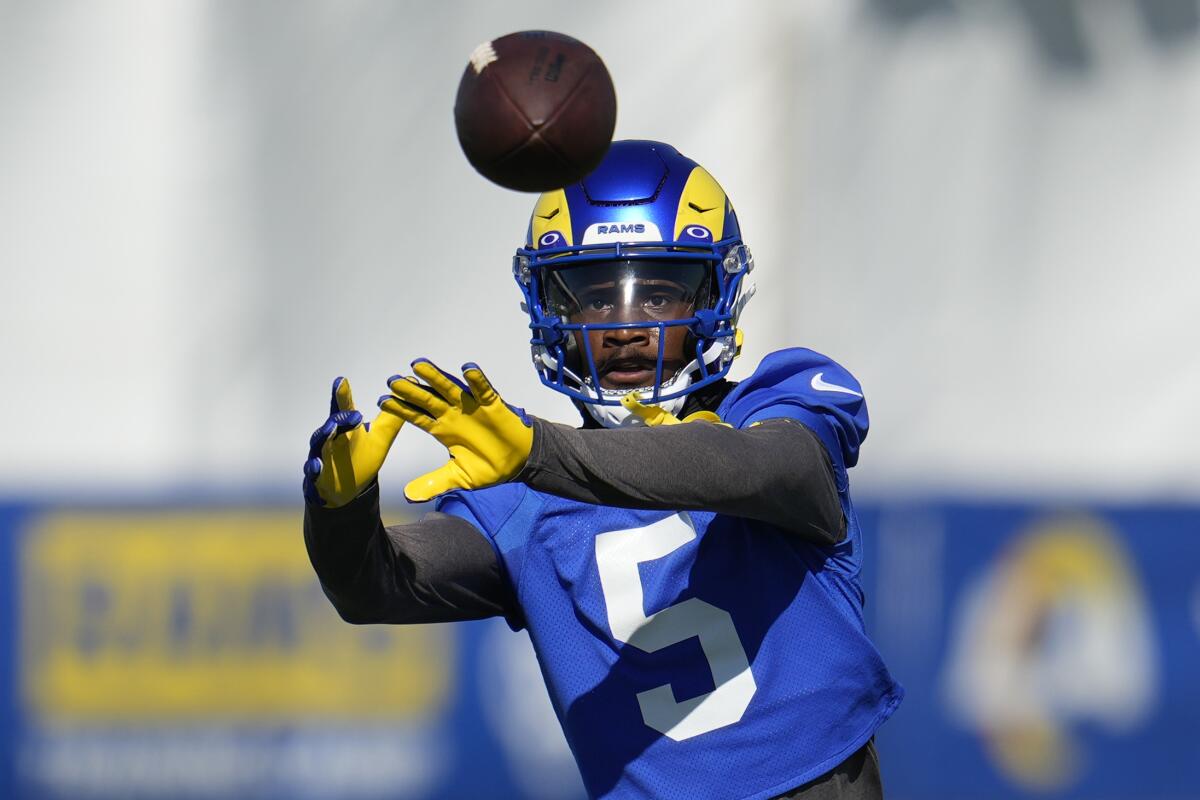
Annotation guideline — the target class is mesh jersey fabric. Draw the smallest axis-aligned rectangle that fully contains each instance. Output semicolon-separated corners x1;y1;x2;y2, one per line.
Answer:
436;348;903;800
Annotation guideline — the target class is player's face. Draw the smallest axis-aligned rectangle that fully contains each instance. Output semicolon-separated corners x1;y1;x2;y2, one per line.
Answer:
543;260;710;390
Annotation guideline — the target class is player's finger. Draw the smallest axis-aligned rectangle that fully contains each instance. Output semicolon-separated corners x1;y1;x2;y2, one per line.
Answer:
331;408;362;434
389;373;450;416
308;419;337;460
403;461;466;503
331;376;356;414
369;398;405;442
302;456;322;479
411;359;466;405
379;396;436;433
621;393;679;426
461;363;499;405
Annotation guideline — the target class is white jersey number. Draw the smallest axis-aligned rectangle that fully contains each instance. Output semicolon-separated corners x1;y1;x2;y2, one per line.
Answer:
594;514;757;741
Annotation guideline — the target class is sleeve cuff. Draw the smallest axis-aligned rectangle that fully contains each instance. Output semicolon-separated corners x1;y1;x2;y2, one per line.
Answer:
515;417;553;484
306;480;382;525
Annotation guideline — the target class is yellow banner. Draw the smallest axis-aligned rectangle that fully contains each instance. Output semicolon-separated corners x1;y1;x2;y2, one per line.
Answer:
22;510;451;722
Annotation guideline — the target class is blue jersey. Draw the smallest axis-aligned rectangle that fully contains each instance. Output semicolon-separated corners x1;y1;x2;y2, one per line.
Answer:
437;348;903;800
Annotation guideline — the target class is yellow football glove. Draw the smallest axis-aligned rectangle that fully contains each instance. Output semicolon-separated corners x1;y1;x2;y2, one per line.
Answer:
620;393;727;426
380;360;533;503
302;377;404;507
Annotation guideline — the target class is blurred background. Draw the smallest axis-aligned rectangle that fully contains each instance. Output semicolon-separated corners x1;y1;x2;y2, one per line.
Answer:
1;0;1198;797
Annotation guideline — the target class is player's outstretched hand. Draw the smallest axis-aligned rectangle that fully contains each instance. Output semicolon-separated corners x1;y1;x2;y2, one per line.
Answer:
302;377;404;507
381;359;533;503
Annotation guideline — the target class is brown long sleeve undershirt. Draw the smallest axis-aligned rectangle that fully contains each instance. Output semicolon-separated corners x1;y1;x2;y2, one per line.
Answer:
304;415;844;626
517;417;844;544
304;483;524;626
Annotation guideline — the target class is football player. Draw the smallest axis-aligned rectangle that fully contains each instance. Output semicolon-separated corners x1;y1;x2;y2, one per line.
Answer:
303;140;902;800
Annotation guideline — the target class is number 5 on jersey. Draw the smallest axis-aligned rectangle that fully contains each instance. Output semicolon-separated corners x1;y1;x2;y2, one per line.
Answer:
595;514;757;741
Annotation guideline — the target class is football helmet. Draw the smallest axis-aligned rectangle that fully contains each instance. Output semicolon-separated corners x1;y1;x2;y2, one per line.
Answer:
513;140;755;427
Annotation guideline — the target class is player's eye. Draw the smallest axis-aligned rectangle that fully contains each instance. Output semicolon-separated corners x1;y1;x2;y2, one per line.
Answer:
640;289;693;316
645;294;672;309
573;293;615;318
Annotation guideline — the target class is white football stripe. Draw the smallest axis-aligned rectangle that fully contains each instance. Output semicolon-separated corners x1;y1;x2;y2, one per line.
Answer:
469;41;498;74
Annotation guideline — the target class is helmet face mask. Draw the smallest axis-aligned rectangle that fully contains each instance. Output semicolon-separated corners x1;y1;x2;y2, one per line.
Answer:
512;141;754;426
541;258;712;392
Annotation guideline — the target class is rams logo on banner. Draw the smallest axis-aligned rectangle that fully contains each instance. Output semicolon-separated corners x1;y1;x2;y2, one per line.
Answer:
941;515;1157;790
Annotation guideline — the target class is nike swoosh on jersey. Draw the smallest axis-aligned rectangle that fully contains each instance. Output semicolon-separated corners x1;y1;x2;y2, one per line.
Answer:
810;372;863;397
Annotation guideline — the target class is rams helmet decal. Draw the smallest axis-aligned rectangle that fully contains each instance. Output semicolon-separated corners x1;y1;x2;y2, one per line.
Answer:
513;140;754;425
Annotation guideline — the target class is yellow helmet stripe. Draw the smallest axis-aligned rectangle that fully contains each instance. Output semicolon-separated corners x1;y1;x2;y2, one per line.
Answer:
531;189;574;249
673;166;727;241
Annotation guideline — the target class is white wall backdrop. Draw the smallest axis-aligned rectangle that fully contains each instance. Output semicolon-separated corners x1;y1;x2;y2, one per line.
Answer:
2;0;1198;499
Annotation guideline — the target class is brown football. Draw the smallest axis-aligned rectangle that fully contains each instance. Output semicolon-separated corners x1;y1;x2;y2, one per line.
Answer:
454;31;617;192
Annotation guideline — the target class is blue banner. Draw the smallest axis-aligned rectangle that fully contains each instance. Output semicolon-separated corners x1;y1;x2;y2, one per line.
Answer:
0;500;1196;798
860;504;1200;799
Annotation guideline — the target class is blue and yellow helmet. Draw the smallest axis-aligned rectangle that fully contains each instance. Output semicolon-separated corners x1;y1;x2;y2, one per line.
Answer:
512;140;755;426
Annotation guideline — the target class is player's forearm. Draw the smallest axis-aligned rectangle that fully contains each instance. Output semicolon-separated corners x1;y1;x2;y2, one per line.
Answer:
303;483;519;624
518;417;845;544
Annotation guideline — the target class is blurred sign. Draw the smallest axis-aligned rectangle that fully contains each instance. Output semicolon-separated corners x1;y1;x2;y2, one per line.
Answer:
3;506;471;800
22;511;449;721
862;504;1200;800
940;515;1156;791
1;500;1198;799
